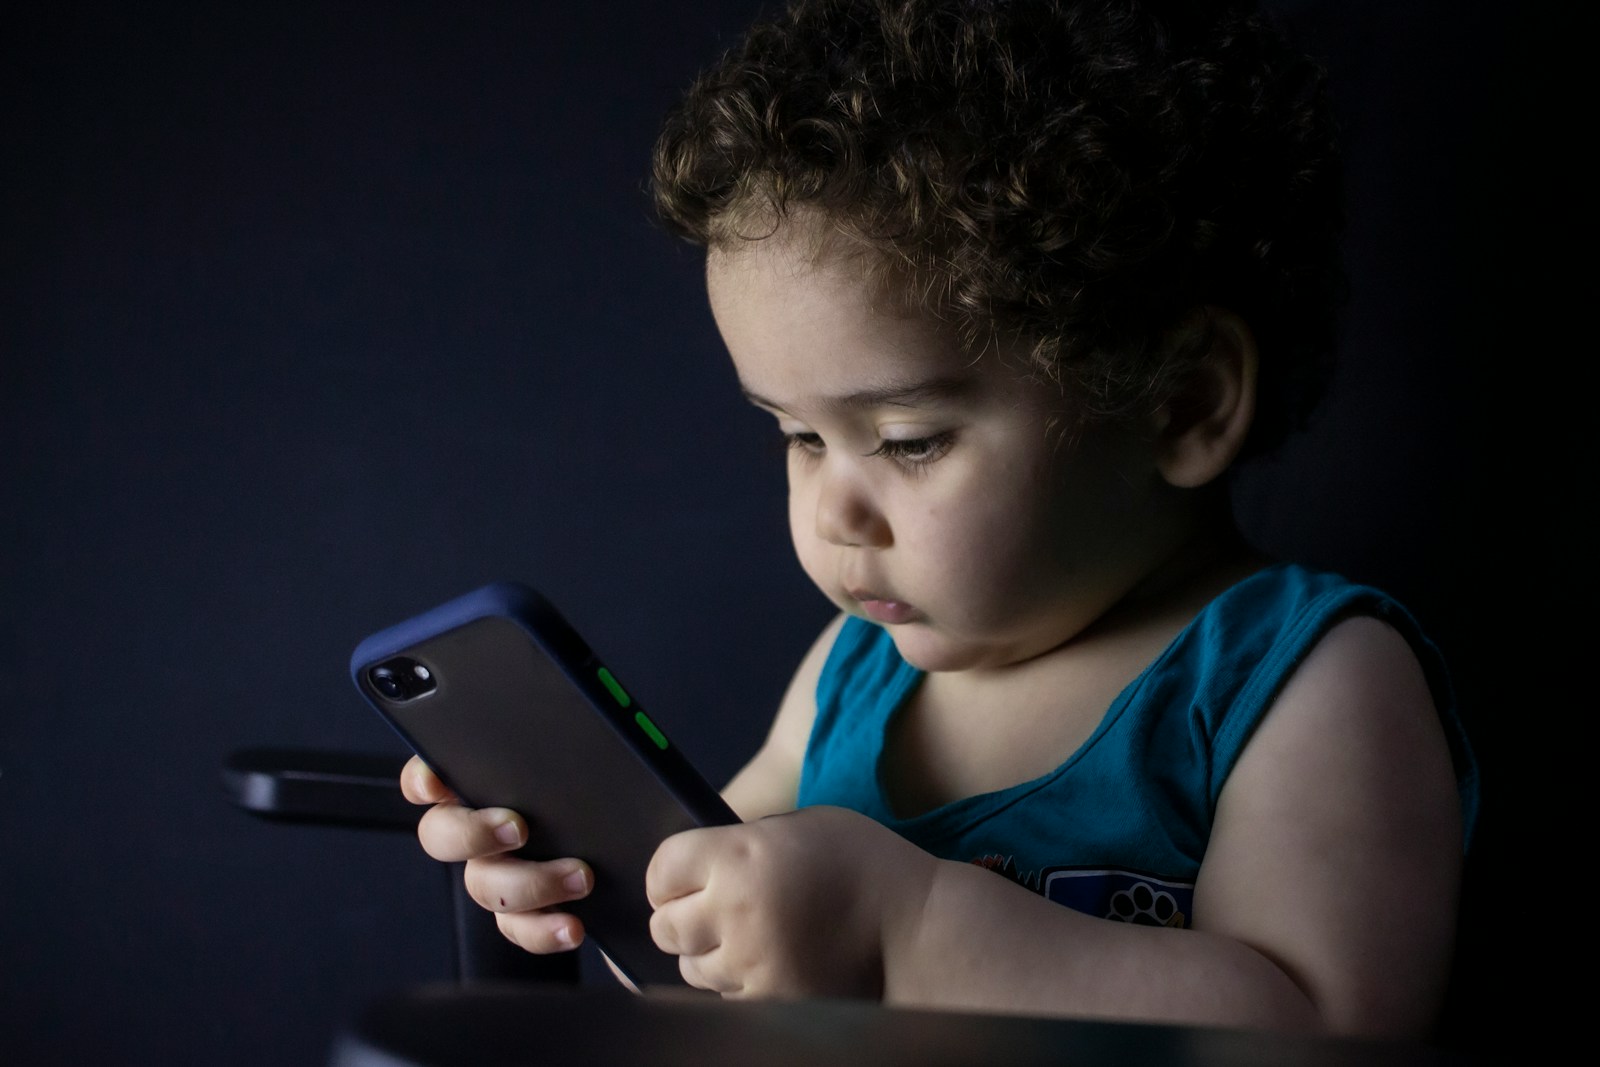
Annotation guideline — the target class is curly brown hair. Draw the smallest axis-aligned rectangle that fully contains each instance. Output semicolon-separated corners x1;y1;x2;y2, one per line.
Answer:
651;0;1344;458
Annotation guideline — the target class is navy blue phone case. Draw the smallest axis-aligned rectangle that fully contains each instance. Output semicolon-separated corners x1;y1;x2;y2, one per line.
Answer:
350;582;738;989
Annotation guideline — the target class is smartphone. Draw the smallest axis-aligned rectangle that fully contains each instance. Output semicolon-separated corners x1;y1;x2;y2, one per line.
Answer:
350;581;739;989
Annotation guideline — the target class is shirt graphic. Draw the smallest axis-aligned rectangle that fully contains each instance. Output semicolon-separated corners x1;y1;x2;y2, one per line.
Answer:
973;855;1193;928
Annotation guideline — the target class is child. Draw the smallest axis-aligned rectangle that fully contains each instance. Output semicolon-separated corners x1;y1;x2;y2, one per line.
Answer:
403;0;1477;1037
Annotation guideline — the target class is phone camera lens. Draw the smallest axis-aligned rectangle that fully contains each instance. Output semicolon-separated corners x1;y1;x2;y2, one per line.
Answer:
369;657;437;702
372;667;406;699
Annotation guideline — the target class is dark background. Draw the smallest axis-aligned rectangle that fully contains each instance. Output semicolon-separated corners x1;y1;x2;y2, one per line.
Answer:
2;2;1554;1063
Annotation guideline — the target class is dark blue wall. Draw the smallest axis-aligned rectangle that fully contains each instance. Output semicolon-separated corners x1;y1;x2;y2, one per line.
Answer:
2;2;1548;1061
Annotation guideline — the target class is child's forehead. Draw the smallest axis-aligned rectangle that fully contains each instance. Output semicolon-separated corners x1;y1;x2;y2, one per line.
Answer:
709;238;957;362
707;236;1057;416
705;233;941;359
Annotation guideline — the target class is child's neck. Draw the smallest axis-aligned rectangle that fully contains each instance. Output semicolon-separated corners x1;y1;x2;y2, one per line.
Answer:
1084;515;1266;648
881;514;1266;819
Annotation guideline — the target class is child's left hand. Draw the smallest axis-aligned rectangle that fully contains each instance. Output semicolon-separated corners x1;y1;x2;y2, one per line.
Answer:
646;805;936;998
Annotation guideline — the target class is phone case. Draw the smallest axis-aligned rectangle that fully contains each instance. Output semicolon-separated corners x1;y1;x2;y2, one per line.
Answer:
350;582;738;989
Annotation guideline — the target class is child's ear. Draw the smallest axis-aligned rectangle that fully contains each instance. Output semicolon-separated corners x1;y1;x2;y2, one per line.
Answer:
1153;307;1258;489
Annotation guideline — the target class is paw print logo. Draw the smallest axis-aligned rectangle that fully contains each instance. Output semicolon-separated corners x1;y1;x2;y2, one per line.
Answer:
1106;881;1186;928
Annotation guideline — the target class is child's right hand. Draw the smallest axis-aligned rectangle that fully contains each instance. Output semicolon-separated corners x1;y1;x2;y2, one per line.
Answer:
400;755;594;955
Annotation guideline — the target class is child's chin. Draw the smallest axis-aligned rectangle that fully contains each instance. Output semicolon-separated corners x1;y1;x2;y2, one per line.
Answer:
885;627;993;674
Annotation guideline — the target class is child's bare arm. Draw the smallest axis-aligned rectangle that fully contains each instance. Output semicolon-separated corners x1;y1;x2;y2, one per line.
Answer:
883;616;1462;1034
1191;615;1462;1031
649;617;1462;1037
719;613;843;821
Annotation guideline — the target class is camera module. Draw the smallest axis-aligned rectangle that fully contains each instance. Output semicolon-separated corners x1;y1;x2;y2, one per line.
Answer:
367;657;438;702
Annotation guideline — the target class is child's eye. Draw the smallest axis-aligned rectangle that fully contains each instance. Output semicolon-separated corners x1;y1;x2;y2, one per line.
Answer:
783;431;826;456
869;432;954;467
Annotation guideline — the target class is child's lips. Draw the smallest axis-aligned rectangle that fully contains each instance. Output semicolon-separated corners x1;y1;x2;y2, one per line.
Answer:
849;590;919;624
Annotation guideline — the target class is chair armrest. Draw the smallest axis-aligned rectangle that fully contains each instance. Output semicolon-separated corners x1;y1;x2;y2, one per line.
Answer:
223;746;418;830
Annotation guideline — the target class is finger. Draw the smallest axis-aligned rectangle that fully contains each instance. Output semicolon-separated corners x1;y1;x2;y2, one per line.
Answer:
648;895;719;957
678;949;744;996
464;856;592;914
496;909;586;954
399;756;453;805
645;826;722;907
416;801;527;862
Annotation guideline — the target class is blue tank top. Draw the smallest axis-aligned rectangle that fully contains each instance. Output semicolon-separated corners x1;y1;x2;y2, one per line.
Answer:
797;563;1478;927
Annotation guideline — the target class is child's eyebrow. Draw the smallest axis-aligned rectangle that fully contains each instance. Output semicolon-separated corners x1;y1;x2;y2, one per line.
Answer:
741;375;975;414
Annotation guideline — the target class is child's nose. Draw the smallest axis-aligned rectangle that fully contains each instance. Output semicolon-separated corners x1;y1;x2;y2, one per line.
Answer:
814;464;891;548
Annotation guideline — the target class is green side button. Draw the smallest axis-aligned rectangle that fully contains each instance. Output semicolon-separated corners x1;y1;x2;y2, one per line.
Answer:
634;711;668;751
597;667;631;708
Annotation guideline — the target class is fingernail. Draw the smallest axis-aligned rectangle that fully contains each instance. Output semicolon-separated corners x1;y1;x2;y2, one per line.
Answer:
563;868;590;895
554;922;577;949
491;816;522;846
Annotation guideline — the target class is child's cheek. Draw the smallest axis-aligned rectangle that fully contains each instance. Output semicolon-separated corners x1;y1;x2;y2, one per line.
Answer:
787;489;840;595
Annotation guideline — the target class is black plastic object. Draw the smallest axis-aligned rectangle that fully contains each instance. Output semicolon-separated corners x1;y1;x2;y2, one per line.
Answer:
223;746;419;829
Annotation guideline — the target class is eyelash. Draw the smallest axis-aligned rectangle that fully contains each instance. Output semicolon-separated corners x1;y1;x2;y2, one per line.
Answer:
783;431;954;468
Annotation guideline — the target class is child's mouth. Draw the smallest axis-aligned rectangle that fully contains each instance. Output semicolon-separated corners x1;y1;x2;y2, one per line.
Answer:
853;594;919;625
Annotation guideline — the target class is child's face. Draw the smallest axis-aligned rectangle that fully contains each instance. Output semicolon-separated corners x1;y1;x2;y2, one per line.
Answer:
707;233;1182;672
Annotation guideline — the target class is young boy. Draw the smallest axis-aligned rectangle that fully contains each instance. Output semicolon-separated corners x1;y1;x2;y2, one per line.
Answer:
404;0;1476;1037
